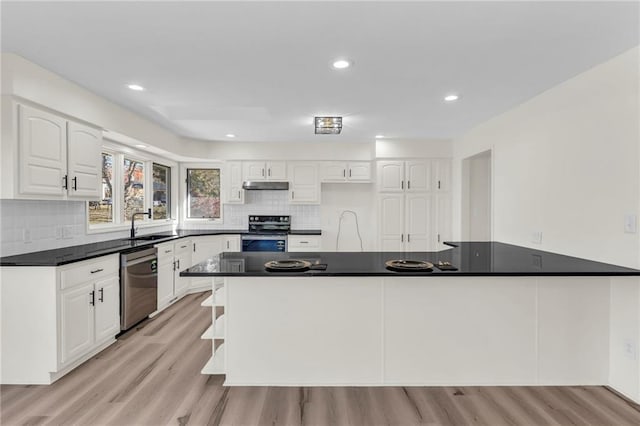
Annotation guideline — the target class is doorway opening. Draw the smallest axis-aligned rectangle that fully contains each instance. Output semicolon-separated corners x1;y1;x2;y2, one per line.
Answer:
462;150;492;241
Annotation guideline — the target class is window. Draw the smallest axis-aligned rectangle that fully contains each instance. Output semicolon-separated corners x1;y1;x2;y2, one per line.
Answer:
153;163;171;220
123;158;145;221
88;152;114;225
187;168;221;218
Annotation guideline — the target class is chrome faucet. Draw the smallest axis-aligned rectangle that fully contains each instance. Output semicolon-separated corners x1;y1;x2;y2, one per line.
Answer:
130;208;152;239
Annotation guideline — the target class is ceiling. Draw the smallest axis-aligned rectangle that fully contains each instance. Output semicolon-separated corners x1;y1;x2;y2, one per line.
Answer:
2;1;638;144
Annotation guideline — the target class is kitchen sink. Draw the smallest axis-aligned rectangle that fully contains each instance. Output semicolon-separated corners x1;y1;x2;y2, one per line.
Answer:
127;234;176;241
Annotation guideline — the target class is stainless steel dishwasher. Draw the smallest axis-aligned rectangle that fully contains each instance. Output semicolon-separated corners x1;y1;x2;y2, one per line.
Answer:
120;247;158;330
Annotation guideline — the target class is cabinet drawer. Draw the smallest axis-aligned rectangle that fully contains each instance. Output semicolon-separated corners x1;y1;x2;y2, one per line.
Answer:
60;255;118;290
156;243;175;257
288;235;321;251
174;240;192;255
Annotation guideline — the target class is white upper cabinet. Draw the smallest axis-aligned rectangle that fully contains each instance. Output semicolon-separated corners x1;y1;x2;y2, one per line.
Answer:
226;161;244;204
378;159;450;193
18;104;68;196
433;159;451;191
405;160;431;192
67;121;102;199
16;103;102;200
320;161;372;182
377;161;404;192
242;161;287;181
288;162;319;204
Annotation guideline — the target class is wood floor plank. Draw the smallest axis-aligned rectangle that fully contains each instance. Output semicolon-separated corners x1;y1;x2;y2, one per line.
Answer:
3;291;640;426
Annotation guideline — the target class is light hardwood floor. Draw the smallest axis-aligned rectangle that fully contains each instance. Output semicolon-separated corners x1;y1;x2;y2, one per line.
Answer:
2;291;640;426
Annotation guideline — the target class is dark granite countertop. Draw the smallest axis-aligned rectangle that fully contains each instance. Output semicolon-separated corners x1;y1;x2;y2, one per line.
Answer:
0;229;321;266
180;242;640;277
288;230;322;235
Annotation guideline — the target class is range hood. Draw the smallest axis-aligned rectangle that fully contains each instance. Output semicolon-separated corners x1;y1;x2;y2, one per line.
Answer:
242;181;289;190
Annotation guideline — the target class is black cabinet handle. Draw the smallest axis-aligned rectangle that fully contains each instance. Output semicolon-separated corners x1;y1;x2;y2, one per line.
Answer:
408;181;411;190
438;234;441;243
343;169;346;177
401;234;404;242
407;234;411;242
173;261;176;271
98;288;104;303
62;175;68;189
262;168;265;177
268;168;271;177
291;191;295;199
89;290;95;306
177;259;180;269
349;169;352;177
193;243;196;252
72;176;77;191
226;241;230;249
401;181;404;190
165;249;172;254
90;268;103;274
238;190;241;199
438;180;441;189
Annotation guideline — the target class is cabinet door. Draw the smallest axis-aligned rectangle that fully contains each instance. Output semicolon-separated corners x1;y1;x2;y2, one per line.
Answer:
60;282;95;365
193;236;224;264
157;253;175;309
223;235;241;252
405;160;431;193
267;161;287;180
242;161;266;181
435;193;453;249
289;162;319;204
320;162;347;182
347;162;371;181
94;275;120;342
433;159;452;191
67;121;102;199
377;161;404;192
18;104;67;196
405;193;432;251
174;251;192;297
226;161;244;204
378;194;405;251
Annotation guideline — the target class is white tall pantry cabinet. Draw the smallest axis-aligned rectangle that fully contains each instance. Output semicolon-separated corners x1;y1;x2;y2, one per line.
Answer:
377;159;452;251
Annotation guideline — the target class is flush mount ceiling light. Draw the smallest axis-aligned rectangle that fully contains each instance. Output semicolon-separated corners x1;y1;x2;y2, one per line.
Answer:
332;59;351;70
444;94;460;102
127;84;145;91
225;133;236;138
315;116;342;134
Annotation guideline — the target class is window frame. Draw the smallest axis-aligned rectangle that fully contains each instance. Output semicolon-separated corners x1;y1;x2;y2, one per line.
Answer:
86;141;178;234
152;162;172;221
180;162;224;225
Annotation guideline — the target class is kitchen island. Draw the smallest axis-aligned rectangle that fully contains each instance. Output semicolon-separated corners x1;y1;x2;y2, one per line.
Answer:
181;242;639;387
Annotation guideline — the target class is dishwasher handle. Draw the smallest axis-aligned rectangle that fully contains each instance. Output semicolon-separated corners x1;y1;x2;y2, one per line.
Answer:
123;254;157;267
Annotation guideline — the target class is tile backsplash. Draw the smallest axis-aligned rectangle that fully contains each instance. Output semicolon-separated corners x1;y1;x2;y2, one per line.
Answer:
0;191;321;256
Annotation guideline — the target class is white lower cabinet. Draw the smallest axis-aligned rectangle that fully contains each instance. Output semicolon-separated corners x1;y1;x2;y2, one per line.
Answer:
288;235;322;252
60;274;120;365
156;240;192;311
0;254;120;384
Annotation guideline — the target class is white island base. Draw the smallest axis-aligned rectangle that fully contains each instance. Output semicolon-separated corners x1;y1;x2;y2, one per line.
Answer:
221;276;615;387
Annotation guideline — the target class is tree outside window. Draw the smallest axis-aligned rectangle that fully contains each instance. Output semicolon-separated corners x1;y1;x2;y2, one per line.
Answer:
153;163;171;220
187;168;220;218
88;152;114;224
123;158;145;221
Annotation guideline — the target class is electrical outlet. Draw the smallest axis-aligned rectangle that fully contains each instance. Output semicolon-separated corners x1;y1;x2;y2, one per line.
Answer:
623;339;638;360
531;231;543;244
624;214;637;234
22;229;31;243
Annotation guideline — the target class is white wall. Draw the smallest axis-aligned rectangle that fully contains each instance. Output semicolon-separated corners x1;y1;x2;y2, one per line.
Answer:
376;139;452;159
452;46;640;269
452;46;640;403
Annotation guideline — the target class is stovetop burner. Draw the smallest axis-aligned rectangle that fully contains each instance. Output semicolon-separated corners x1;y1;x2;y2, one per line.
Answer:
265;259;312;272
385;259;434;272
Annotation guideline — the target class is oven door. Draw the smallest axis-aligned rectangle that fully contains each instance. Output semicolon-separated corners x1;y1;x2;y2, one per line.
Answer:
242;235;287;252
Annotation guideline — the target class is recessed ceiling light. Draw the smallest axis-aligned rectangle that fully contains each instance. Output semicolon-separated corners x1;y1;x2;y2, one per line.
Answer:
375;135;384;139
135;144;147;148
127;84;145;91
225;134;236;138
444;94;460;102
332;59;351;70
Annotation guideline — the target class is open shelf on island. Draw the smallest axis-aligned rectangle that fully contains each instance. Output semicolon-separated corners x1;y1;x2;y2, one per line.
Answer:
201;343;225;374
213;287;225;307
200;294;213;307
